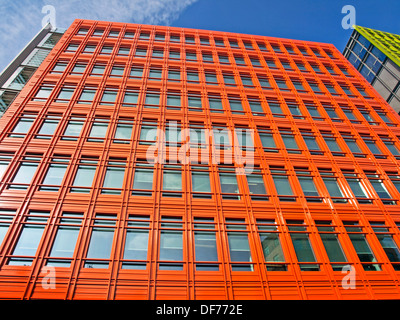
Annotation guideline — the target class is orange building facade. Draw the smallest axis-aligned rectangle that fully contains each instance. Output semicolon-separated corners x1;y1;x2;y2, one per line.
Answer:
1;19;400;300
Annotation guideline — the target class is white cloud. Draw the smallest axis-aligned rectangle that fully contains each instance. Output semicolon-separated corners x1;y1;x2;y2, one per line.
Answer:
0;0;198;71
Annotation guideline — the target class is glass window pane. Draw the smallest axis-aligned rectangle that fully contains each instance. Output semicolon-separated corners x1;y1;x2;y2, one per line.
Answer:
194;232;218;261
72;166;96;188
272;176;293;196
259;233;285;262
123;230;149;260
320;233;347;262
133;169;153;190
86;228;115;260
163;171;182;191
159;231;183;261
49;227;80;258
192;172;211;193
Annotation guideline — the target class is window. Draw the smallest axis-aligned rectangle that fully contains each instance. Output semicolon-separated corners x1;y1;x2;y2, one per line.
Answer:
144;91;160;108
187;70;199;83
159;216;184;270
271;166;295;201
117;46;130;56
228;96;244;114
205;71;218;85
315;221;348;271
70;157;98;193
139;120;158;145
287;102;304;119
257;220;286;271
122;215;150;269
365;171;395;204
212;125;231;150
246;167;268;201
77;86;97;104
165;121;181;146
319;168;347;203
208;96;224;113
280;129;301;154
301;130;323;155
361;136;384;158
124;31;135;39
258;127;277;152
235;126;254;151
100;45;113;55
70;63;86;74
340;133;362;156
193;218;219;271
87;117;109;142
9;113;37;138
168;68;180;82
342;170;370;204
7;211;50;266
90;64;106;76
0;210;17;248
99;88;118;105
287;220;319;271
122;88;139;107
0;153;13;179
32;84;54;101
152;48;163;59
46;212;84;267
321;131;344;156
219;165;240;200
61;115;85;141
268;100;284;118
169;50;180;60
51;61;68;73
248;97;265;116
135;47;147;57
101;158;126;195
370;222;400;270
40;156;70;191
132;161;154;196
343;221;381;271
113;118;133;144
166;93;181;110
83;44;96;54
162;164;182;197
188;93;203;112
226;219;253;271
223;73;236;87
186;51;197;61
54;85;75;103
189;122;206;149
191;165;212;199
35;113;61;139
129;66;143;79
381;136;399;155
202;52;213;63
295;168;321;202
109;65;125;77
9;155;41;190
305;104;323;121
84;214;117;269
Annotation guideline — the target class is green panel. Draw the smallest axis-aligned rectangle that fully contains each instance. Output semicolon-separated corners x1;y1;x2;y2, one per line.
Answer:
355;25;400;68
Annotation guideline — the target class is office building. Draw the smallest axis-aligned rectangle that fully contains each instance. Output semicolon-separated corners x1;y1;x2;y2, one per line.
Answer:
0;19;400;300
0;23;65;117
343;25;400;114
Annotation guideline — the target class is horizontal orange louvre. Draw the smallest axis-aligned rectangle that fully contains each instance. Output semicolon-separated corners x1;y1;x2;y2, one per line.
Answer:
0;19;400;300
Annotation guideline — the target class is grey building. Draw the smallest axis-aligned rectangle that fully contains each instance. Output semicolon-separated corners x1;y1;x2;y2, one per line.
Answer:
343;25;400;114
0;23;65;117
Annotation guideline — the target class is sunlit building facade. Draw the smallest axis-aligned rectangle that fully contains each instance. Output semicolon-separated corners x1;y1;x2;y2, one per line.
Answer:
0;19;400;300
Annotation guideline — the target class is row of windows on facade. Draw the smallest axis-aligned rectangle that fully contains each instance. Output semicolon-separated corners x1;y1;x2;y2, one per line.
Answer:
1;152;400;205
30;82;384;127
50;59;363;98
73;26;338;60
63;41;344;75
8;110;400;162
346;33;388;83
0;208;399;272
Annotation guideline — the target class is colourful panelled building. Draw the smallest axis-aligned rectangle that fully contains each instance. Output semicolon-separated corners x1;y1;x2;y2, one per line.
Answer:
0;19;400;300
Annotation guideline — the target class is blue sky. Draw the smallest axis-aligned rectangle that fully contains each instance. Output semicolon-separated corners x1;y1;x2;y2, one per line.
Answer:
0;0;399;72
